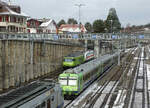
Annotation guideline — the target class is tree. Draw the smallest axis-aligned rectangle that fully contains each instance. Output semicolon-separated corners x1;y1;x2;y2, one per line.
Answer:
57;19;66;27
105;8;121;33
67;18;78;24
145;23;150;28
93;19;105;33
85;22;92;33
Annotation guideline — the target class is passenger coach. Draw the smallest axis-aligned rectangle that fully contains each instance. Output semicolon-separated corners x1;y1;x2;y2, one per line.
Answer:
0;80;64;108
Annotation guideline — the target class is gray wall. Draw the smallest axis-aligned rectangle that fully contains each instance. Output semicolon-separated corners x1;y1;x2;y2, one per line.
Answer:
0;40;84;91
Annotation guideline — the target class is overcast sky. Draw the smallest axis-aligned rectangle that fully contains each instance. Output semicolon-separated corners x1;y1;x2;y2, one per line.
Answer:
9;0;150;27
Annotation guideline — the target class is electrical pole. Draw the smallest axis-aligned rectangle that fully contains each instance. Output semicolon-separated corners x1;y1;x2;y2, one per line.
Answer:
75;4;85;32
110;20;113;33
110;20;113;54
8;0;11;5
118;41;120;66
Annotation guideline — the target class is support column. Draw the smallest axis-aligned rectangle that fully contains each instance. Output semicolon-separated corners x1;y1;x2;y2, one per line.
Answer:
3;40;9;89
94;40;100;58
84;39;88;51
0;40;2;91
30;40;34;79
101;46;105;56
21;41;25;83
9;40;15;87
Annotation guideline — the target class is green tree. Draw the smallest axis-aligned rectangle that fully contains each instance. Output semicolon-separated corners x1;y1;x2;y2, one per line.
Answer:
57;19;66;27
67;18;78;24
85;22;92;33
93;19;105;33
105;8;121;33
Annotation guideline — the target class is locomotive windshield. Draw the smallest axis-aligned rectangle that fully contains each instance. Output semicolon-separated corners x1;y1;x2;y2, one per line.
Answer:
64;58;75;62
59;77;67;85
68;77;77;86
59;77;77;86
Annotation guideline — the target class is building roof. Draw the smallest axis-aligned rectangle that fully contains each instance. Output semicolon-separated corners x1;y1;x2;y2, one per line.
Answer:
59;24;87;33
40;19;53;27
0;1;29;17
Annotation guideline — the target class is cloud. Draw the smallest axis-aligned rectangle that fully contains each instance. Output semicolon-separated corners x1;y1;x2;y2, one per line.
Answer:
12;0;150;26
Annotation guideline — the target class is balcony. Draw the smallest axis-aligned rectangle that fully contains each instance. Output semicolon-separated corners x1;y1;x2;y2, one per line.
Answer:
0;22;26;28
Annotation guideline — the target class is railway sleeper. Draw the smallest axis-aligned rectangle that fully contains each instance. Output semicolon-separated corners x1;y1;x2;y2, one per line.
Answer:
136;89;144;92
137;76;144;79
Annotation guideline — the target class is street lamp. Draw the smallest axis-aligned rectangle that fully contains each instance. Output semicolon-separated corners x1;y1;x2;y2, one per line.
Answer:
75;4;85;32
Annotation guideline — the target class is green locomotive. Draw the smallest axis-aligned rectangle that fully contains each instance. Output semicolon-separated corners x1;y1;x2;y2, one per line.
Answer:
63;52;84;68
63;50;94;68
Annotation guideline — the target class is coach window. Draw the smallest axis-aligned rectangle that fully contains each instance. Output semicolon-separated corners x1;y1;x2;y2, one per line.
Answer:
35;105;40;108
51;96;54;101
41;101;46;108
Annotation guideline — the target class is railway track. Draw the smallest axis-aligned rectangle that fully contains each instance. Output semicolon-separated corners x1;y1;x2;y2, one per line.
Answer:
127;47;149;108
84;66;121;108
83;48;137;108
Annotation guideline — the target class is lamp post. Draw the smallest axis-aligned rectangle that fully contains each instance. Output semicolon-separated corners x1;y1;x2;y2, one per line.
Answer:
75;4;85;32
110;20;113;54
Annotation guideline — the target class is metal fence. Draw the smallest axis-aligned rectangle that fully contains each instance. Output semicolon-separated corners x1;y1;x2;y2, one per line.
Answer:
0;33;150;41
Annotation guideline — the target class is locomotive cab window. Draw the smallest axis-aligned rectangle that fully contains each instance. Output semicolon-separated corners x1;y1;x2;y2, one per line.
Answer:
68;77;77;86
64;58;74;62
59;77;67;85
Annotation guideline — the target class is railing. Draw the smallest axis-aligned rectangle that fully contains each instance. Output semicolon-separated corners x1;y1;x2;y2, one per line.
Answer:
0;33;150;40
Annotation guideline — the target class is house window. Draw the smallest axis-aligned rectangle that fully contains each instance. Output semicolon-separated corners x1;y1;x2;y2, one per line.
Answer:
2;16;5;22
18;18;20;23
27;29;30;33
14;17;16;22
21;18;23;23
16;27;18;32
0;6;2;11
6;16;9;22
27;22;30;27
48;30;50;33
36;21;39;27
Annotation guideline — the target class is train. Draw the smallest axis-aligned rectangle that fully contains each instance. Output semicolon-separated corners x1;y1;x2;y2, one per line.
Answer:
0;79;64;108
59;52;119;95
63;50;94;68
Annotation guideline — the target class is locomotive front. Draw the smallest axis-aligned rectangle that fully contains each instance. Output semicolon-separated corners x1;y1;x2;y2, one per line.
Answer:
59;73;81;95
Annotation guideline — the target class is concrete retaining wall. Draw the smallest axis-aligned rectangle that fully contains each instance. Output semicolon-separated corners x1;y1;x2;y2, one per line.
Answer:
0;40;83;91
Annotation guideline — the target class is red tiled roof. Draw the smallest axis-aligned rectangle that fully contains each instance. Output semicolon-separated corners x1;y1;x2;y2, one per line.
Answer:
59;24;87;33
59;24;79;29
